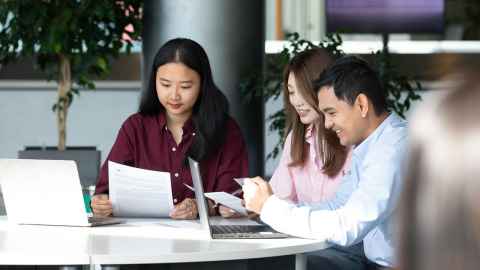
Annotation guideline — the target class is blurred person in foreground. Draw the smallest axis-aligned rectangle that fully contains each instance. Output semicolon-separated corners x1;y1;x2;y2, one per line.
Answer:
399;70;480;270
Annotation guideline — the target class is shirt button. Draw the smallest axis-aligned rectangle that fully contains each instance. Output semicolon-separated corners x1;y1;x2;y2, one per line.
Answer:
173;198;178;203
172;147;176;152
174;173;179;178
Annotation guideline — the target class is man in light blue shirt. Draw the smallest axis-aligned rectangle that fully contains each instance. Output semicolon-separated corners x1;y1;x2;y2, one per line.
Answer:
245;56;407;269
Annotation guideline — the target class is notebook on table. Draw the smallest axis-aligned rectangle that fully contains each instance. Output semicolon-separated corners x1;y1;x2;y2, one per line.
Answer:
0;159;121;227
188;157;289;239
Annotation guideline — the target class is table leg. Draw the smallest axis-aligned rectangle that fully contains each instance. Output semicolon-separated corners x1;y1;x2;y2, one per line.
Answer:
100;265;120;270
59;266;82;270
295;253;306;270
89;264;101;270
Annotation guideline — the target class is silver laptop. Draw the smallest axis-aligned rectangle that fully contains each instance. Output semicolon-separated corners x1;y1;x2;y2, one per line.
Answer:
0;159;121;227
188;157;288;239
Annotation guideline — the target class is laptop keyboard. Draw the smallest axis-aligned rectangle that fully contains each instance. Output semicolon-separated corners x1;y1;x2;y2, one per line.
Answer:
212;225;269;234
87;216;123;226
88;216;111;223
211;225;288;239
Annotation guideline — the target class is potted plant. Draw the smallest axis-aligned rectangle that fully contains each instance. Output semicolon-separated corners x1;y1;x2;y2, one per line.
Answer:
0;0;142;186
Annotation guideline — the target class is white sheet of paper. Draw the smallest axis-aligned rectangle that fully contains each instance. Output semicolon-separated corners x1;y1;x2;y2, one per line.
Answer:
233;177;247;187
204;192;248;216
108;161;174;218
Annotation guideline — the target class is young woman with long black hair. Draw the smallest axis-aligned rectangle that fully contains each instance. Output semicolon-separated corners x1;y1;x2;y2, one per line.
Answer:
91;38;248;219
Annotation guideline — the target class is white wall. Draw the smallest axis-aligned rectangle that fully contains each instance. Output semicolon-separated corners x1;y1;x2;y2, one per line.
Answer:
265;0;327;41
283;0;326;40
265;0;276;40
264;94;283;177
0;83;139;162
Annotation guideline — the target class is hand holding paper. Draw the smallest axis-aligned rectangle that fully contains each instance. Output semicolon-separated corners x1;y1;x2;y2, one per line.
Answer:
184;183;248;216
243;177;273;214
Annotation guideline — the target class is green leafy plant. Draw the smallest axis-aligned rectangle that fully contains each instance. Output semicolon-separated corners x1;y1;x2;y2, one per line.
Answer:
0;0;143;150
374;48;422;119
241;33;421;160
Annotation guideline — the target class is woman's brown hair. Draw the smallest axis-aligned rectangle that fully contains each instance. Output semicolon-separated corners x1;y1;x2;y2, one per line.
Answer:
283;48;347;177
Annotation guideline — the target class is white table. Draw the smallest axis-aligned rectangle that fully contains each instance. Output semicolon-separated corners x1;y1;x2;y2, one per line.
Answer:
0;216;328;270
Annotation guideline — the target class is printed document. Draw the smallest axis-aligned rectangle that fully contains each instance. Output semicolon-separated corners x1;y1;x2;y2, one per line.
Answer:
108;161;174;217
184;183;248;215
205;192;248;215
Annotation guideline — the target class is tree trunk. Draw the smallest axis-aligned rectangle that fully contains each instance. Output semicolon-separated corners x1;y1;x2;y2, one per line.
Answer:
57;54;71;151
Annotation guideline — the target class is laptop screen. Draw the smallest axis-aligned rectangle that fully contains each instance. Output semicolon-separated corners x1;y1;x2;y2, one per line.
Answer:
187;157;289;239
188;157;213;237
0;159;90;226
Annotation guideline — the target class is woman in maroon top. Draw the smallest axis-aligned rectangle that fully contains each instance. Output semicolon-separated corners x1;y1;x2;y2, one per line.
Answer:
91;38;249;219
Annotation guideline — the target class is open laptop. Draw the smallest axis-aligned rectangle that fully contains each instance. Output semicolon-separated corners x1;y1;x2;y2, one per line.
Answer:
188;157;289;239
0;159;121;227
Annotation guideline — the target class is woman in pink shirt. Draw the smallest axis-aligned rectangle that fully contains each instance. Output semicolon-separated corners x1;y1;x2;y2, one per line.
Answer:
270;48;351;205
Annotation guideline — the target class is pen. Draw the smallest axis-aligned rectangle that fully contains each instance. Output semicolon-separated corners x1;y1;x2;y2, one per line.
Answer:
183;183;194;191
231;188;243;196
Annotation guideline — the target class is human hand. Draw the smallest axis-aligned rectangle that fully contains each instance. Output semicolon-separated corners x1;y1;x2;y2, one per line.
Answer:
218;205;244;218
244;177;273;214
170;198;198;219
240;199;261;219
91;194;113;217
207;199;219;216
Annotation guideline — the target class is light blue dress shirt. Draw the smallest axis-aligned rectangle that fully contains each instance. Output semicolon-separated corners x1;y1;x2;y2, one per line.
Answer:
260;113;408;267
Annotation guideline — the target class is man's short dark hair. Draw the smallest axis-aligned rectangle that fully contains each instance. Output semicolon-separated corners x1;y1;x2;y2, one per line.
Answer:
314;55;388;116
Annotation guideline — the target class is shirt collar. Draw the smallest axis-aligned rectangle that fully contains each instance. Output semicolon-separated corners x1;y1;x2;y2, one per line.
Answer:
352;113;399;160
157;111;195;133
305;124;314;142
182;117;195;133
305;124;320;162
157;111;167;130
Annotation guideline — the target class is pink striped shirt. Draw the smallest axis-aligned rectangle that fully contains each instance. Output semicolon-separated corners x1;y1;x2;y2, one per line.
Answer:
270;125;351;204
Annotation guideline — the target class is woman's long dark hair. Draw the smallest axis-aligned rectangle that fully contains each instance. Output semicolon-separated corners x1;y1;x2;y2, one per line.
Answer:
139;38;229;161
